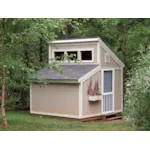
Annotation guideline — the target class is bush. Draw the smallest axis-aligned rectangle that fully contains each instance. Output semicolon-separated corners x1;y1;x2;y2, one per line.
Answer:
5;96;30;110
124;53;150;130
5;97;18;109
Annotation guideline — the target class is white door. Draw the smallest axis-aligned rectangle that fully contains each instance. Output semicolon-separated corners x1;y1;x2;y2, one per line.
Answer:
102;70;114;114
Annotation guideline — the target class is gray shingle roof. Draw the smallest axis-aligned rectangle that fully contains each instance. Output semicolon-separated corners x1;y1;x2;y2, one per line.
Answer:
30;64;99;81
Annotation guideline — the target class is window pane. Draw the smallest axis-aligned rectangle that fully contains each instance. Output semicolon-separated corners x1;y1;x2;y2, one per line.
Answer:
104;71;112;93
81;51;92;60
54;52;64;60
67;51;77;60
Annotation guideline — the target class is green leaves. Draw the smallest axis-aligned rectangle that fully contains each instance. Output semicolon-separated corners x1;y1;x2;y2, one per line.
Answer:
124;53;150;130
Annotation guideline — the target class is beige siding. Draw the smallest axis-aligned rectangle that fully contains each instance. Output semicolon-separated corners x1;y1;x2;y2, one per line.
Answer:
100;47;120;68
114;69;122;111
31;83;79;115
51;42;98;63
82;71;102;116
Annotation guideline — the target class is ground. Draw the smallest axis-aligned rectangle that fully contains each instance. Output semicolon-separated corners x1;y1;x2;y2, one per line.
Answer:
0;111;134;131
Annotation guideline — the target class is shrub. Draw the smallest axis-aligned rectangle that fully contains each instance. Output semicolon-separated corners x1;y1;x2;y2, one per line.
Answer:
5;97;18;109
124;53;150;130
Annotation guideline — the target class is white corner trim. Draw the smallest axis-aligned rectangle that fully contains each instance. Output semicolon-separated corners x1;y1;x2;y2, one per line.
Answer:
78;66;100;83
99;45;101;66
97;42;100;64
30;84;32;112
50;38;99;44
121;68;123;112
98;37;125;68
113;69;115;112
101;69;103;113
79;83;83;117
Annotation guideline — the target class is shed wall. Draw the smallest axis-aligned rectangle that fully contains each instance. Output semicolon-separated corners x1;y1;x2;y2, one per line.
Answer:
31;83;79;116
114;69;122;111
82;71;102;116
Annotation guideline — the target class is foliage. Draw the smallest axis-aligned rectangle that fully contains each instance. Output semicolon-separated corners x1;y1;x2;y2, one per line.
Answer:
5;97;19;109
124;51;150;130
0;111;133;131
0;18;70;107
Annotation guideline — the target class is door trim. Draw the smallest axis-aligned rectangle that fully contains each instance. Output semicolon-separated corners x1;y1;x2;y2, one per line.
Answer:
101;69;115;114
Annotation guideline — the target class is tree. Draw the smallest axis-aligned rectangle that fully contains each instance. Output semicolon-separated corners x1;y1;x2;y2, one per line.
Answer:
124;51;150;130
0;18;83;127
0;18;68;107
1;18;8;127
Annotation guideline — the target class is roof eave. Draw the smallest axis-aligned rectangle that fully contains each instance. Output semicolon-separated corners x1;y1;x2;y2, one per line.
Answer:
48;38;99;44
29;79;80;84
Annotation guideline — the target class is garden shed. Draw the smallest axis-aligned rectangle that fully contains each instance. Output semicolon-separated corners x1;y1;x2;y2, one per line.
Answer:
30;37;124;119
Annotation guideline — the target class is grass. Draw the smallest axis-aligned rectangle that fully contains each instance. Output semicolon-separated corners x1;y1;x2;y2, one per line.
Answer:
0;111;134;131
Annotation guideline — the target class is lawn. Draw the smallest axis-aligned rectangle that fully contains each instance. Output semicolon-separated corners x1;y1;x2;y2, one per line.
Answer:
0;111;134;131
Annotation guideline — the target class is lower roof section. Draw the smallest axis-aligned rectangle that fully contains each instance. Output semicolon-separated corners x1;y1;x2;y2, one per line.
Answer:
30;64;99;83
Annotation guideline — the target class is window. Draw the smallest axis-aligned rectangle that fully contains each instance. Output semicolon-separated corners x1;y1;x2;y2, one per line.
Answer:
104;71;112;93
54;52;64;60
105;53;110;63
53;49;93;62
81;51;92;60
67;51;77;60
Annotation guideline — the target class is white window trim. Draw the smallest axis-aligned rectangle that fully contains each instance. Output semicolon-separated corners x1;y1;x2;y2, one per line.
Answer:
79;82;83;117
121;68;123;112
97;42;100;64
30;84;32;112
103;92;113;95
52;48;94;63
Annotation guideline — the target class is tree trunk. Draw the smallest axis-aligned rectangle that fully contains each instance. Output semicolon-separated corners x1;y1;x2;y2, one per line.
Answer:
1;18;8;127
122;21;127;108
39;37;43;67
122;23;127;65
66;23;73;38
23;44;30;67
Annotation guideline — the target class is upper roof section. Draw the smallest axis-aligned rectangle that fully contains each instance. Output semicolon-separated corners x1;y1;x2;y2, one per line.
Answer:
48;37;125;68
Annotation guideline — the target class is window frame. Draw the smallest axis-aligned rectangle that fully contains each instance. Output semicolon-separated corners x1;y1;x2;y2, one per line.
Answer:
52;48;94;63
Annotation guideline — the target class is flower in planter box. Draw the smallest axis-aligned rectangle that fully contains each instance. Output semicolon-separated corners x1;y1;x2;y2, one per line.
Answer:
87;78;101;96
93;80;101;95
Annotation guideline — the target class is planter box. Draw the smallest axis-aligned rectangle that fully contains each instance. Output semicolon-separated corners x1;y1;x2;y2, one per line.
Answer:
88;95;102;102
